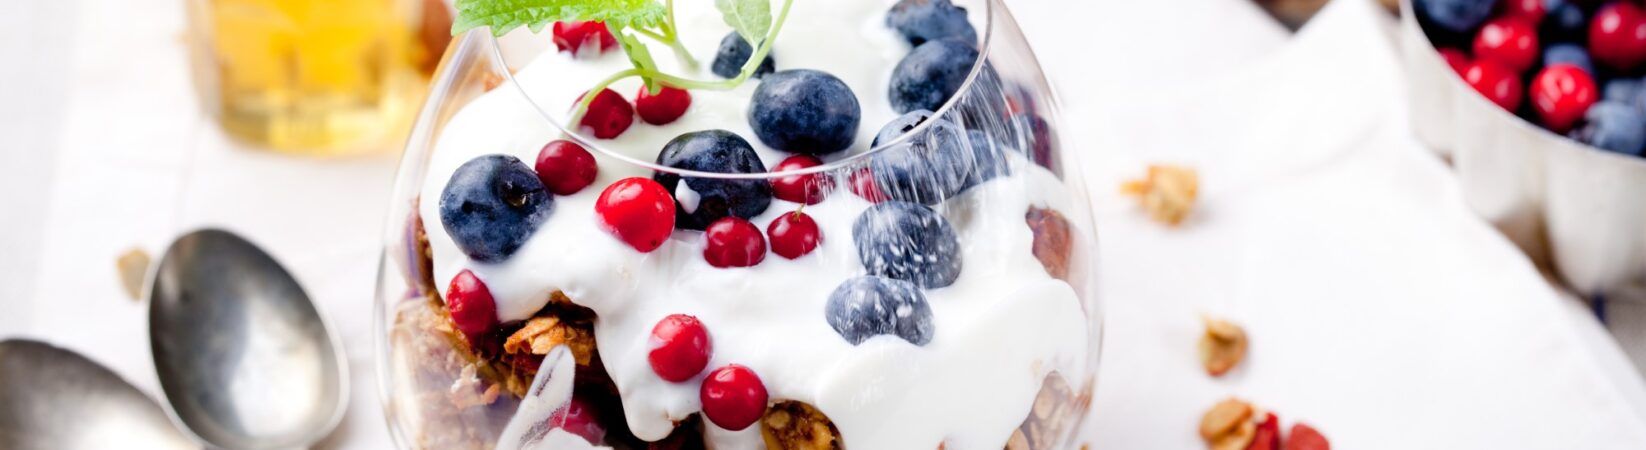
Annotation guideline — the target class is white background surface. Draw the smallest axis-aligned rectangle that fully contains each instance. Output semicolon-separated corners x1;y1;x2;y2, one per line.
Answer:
3;0;1646;448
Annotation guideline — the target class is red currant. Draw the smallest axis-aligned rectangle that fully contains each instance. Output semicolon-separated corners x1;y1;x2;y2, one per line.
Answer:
446;269;498;338
1531;64;1598;133
848;169;889;203
703;217;766;268
767;211;821;260
1439;48;1471;75
1283;423;1331;450
648;314;712;382
1590;2;1646;71
536;140;599;195
547;396;606;445
1500;0;1545;24
1462;60;1523;112
576;88;634;139
635;85;693;125
552;21;618;55
699;364;768;431
1473;18;1539;72
596;177;675;252
1249;412;1280;450
770;155;834;204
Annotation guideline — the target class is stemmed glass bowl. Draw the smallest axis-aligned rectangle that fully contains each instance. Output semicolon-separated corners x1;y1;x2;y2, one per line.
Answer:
374;0;1102;448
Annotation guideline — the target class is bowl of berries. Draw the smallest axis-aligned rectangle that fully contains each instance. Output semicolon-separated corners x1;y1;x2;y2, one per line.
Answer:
1402;0;1646;303
373;0;1102;448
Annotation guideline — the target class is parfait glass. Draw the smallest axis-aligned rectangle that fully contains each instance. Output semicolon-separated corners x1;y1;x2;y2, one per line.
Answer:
374;0;1102;448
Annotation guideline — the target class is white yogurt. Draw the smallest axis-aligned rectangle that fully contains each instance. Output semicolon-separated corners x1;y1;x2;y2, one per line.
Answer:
417;1;1091;448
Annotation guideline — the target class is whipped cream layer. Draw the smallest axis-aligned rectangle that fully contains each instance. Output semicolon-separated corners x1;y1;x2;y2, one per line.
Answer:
417;0;1093;448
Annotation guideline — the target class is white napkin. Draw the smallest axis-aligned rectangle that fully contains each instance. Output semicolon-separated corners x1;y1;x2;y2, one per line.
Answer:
1075;0;1646;448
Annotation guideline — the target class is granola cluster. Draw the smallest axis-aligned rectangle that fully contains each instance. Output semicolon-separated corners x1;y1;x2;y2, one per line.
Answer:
760;401;843;450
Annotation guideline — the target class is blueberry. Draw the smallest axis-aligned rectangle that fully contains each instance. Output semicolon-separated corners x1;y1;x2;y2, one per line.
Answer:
853;201;962;288
889;38;979;114
711;32;775;79
749;69;862;155
1545;44;1595;76
1542;1;1588;45
653;130;773;230
961;129;1012;189
1605;78;1641;103
870;110;973;204
1414;0;1496;34
826;276;934;346
885;0;977;46
1571;101;1646;156
439;154;555;262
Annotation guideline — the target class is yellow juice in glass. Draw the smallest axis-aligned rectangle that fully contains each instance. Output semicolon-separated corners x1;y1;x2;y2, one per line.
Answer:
188;0;445;155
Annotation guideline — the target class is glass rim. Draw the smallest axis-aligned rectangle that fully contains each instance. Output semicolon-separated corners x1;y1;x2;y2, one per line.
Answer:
487;0;1007;180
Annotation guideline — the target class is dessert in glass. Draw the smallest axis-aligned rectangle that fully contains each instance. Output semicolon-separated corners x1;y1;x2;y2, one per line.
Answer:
373;0;1102;448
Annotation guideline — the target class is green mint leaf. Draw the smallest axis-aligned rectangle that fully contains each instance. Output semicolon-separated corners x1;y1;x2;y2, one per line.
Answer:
451;0;668;37
617;32;661;93
714;0;772;46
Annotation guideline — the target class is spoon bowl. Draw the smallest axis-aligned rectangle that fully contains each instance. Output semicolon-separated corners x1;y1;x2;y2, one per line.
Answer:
0;339;197;450
148;229;348;449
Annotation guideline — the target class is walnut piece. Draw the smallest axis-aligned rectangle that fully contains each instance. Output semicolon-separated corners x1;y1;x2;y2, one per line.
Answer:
1026;208;1073;281
1121;164;1199;226
761;401;842;450
503;313;596;366
1199;398;1253;442
1199;316;1248;377
116;248;151;301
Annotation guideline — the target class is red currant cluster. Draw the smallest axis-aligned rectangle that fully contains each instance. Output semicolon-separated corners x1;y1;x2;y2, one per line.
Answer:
552;22;694;138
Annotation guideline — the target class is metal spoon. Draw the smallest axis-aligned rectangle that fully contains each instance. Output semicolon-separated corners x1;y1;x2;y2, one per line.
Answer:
148;229;348;449
0;339;198;450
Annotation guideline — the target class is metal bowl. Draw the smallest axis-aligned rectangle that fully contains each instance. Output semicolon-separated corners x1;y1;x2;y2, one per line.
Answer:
1399;0;1646;302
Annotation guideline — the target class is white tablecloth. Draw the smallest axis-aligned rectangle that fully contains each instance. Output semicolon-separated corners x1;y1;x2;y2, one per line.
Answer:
3;0;1644;448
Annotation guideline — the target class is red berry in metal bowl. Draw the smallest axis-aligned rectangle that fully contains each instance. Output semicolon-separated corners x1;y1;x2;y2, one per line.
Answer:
636;85;693;125
1590;1;1646;71
1439;48;1471;75
1499;0;1546;24
1473;17;1539;72
576;88;634;139
703;217;767;268
446;269;498;338
648;314;712;382
535;140;599;195
1462;60;1524;111
596;177;676;252
699;364;768;431
1531;63;1598;133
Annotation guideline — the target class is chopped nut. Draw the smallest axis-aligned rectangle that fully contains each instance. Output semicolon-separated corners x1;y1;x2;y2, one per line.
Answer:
1121;164;1199;226
761;401;842;450
1199;398;1254;442
503;313;596;366
1005;430;1031;450
1016;372;1084;449
1209;419;1256;450
1026;208;1073;281
1199;316;1249;377
116;248;151;301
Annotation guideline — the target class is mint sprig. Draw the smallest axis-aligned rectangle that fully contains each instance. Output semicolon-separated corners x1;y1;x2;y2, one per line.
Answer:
452;0;667;35
451;0;795;123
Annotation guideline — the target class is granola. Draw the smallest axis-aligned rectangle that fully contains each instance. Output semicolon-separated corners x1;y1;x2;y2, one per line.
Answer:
761;401;843;450
1121;164;1199;226
1198;316;1248;377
